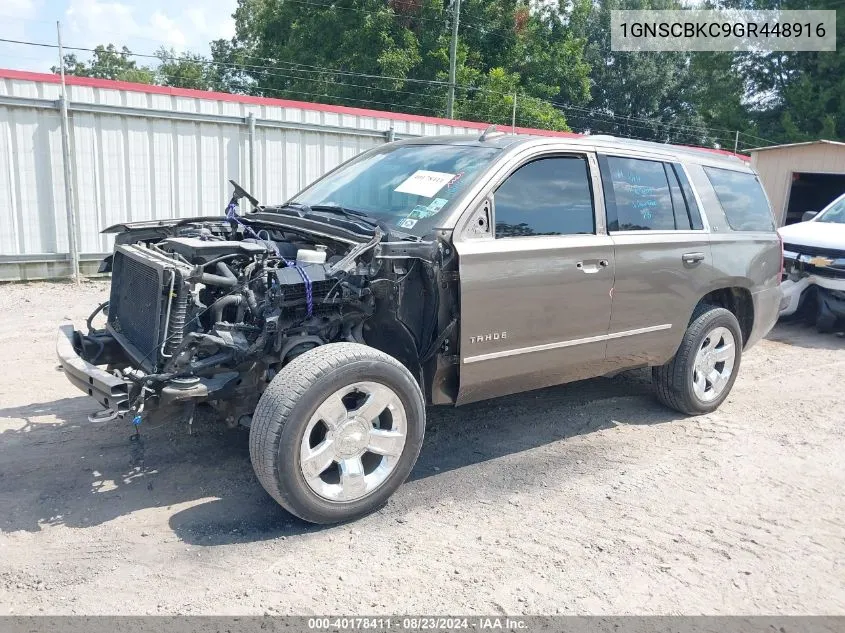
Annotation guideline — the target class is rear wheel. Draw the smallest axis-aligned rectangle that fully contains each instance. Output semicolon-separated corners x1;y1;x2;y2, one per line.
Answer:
653;306;743;415
249;343;425;524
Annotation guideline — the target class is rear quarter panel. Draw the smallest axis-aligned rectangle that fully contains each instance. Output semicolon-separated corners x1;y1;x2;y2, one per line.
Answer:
686;163;782;348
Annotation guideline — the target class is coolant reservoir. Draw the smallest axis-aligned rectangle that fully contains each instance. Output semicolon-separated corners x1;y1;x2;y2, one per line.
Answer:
296;245;328;265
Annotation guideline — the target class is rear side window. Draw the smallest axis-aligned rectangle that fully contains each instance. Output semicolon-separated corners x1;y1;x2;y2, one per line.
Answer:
703;167;775;231
602;156;701;231
669;164;705;230
601;156;704;231
494;156;595;238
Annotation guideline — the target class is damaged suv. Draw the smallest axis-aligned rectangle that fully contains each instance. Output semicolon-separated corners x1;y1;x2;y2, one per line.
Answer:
58;133;782;524
778;193;845;331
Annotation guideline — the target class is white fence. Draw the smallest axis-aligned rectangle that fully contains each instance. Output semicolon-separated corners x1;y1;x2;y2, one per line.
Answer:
0;68;574;281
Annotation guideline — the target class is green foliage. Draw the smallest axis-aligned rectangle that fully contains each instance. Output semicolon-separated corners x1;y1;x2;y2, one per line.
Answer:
455;68;569;131
213;0;589;128
52;45;155;84
768;0;845;142
51;0;845;145
155;48;215;90
570;0;718;146
701;0;845;144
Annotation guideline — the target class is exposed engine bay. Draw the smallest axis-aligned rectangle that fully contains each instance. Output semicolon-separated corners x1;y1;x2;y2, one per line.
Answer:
70;183;458;427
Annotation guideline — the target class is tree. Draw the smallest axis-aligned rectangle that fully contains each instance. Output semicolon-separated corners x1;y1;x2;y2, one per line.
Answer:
217;0;592;129
455;68;570;130
52;44;155;84
50;0;845;142
155;48;215;90
570;0;717;146
763;1;845;142
53;44;221;91
702;0;845;144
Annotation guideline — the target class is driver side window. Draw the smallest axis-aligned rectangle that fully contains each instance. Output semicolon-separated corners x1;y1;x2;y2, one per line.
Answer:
494;156;595;238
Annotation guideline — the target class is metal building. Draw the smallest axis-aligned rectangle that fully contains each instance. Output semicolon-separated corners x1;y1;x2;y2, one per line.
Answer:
750;140;845;226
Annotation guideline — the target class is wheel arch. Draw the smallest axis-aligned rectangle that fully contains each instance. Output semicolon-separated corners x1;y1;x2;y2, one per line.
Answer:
694;287;754;347
361;319;423;385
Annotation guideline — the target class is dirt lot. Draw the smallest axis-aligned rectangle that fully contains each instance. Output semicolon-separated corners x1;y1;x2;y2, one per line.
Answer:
0;280;843;616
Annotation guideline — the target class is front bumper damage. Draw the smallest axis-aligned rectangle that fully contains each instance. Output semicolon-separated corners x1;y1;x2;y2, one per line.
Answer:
57;323;240;416
780;246;845;330
57;323;130;412
779;276;845;317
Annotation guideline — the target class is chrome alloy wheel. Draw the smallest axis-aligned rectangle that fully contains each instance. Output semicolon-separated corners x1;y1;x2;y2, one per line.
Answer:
692;326;737;403
299;381;408;502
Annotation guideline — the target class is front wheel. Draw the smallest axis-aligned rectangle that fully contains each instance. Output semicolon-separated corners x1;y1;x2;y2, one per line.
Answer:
653;306;743;415
249;343;425;524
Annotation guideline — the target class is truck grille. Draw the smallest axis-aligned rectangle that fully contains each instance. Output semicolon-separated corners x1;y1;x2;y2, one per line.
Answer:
107;246;169;370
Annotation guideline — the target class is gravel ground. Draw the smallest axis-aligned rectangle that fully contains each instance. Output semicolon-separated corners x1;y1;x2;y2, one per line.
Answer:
0;280;843;616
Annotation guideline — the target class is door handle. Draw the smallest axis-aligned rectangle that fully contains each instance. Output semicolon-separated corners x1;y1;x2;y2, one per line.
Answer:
576;260;609;274
682;252;705;265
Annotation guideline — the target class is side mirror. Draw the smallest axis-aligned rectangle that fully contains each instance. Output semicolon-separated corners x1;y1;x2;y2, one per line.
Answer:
802;210;819;222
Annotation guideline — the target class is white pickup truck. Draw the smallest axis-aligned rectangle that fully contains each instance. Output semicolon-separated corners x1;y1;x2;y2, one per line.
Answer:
778;193;845;332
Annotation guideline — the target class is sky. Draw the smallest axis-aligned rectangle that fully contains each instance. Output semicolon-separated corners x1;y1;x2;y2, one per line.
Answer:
0;0;237;74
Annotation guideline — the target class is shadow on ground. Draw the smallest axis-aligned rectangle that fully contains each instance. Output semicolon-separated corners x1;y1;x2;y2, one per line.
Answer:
767;320;845;351
0;368;676;545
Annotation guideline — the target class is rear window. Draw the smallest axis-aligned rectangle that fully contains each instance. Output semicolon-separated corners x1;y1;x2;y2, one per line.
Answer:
703;167;774;231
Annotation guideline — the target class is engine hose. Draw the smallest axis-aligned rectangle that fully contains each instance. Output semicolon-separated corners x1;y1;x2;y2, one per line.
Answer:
86;301;109;334
200;262;238;288
242;288;259;313
211;295;243;323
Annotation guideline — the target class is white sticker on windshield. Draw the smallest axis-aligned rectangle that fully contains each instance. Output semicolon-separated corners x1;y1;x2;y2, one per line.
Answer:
397;218;418;229
394;170;456;198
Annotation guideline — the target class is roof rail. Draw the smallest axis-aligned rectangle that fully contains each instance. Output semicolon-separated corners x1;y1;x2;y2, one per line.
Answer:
587;134;746;163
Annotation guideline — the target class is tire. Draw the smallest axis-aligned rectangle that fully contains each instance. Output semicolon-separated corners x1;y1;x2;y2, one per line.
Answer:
249;343;426;524
653;305;743;416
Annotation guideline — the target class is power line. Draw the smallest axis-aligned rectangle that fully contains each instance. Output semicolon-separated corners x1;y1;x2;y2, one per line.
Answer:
0;36;762;150
62;39;458;89
529;96;739;145
559;109;737;147
123;65;446;112
550;99;736;137
108;41;765;144
1;35;500;95
736;130;781;146
0;36;444;115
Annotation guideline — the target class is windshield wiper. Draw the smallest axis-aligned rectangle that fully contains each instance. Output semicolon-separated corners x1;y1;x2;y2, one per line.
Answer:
310;204;385;228
276;202;381;228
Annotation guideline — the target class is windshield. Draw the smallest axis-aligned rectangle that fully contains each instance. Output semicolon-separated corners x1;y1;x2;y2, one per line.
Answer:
817;195;845;224
289;144;501;235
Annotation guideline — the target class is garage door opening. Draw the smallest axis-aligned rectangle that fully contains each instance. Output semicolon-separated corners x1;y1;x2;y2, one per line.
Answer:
784;172;845;225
